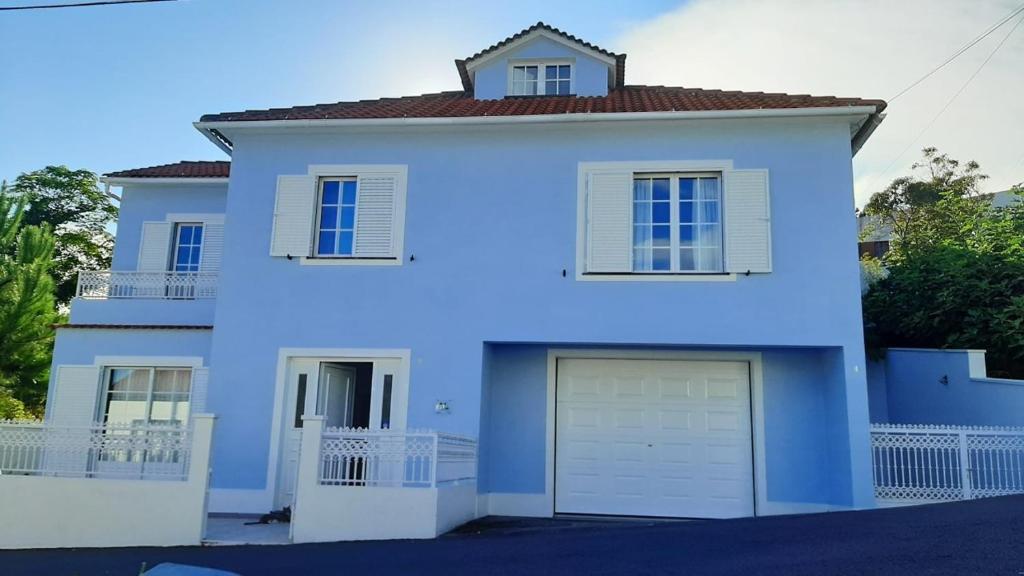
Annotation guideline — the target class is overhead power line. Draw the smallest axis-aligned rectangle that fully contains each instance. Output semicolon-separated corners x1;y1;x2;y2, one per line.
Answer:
0;0;174;11
888;2;1024;103
867;13;1024;191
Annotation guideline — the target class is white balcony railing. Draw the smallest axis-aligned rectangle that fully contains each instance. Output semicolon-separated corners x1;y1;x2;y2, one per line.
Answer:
0;420;193;481
76;270;218;300
318;427;478;488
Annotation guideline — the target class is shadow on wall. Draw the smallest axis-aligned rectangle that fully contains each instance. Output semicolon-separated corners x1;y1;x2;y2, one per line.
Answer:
867;349;1024;427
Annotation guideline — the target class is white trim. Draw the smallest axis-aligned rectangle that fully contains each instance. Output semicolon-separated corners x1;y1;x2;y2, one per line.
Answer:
93;355;204;368
299;257;401;267
298;164;408;265
194;106;879;132
507;59;575;96
265;347;412;511
464;28;617;71
102;177;229;186
576;273;738;282
575;160;736;281
166;213;225;225
541;349;768;518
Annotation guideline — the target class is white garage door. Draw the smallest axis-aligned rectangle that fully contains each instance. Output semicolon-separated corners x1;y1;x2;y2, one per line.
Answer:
555;359;754;518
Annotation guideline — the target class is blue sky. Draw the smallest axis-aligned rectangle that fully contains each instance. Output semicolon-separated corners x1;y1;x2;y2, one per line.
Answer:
1;0;1021;205
0;0;678;183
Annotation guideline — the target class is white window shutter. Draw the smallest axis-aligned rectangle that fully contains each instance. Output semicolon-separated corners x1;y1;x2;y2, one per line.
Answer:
138;221;173;272
199;222;224;273
271;175;316;257
586;170;633;273
354;173;399;258
49;366;101;424
190;367;209;414
724;169;772;274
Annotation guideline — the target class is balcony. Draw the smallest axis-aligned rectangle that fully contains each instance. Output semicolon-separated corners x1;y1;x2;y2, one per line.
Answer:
68;270;218;326
76;270;218;300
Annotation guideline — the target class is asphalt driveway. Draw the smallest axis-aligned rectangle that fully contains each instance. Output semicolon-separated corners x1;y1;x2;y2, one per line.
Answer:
4;495;1024;576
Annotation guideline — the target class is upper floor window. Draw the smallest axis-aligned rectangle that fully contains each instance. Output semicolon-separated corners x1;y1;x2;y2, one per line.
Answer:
316;178;358;257
632;174;723;273
579;162;772;279
510;63;573;96
172;223;203;272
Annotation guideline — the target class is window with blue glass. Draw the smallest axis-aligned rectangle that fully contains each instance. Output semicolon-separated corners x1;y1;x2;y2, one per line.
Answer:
172;223;203;272
544;64;571;95
316;178;358;257
633;174;723;273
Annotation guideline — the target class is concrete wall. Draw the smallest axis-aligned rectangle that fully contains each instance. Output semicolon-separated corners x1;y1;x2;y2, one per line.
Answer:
868;348;1024;427
472;36;610;99
291;417;478;542
203;116;870;508
0;415;214;549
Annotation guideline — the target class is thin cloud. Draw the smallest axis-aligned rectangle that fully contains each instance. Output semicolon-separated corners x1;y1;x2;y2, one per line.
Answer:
614;0;1024;205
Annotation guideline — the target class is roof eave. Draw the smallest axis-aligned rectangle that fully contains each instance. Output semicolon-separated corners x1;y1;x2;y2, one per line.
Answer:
195;124;234;155
196;105;882;132
101;176;230;186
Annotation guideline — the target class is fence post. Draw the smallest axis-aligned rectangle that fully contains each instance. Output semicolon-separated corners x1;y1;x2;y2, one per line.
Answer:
430;432;439;488
958;429;972;500
188;413;216;544
292;415;325;541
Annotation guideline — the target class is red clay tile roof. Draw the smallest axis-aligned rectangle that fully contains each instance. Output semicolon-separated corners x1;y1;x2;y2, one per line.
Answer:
104;160;230;179
199;86;886;124
455;22;625;91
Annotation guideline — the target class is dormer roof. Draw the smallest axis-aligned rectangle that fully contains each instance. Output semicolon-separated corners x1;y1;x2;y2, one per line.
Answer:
454;21;626;92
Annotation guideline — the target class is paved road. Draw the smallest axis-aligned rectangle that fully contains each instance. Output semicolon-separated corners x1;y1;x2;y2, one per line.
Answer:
5;496;1024;575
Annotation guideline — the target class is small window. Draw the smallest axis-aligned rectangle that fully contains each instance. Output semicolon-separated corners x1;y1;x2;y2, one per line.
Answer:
510;65;540;95
511;63;572;96
544;64;571;95
101;367;192;426
633;174;723;273
172;223;203;272
316;178;358;257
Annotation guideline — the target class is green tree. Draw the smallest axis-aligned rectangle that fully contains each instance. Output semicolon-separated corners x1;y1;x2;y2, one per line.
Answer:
863;148;1024;378
0;184;58;418
12;166;117;305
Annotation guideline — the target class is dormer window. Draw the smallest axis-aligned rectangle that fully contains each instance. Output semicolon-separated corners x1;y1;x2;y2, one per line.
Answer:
509;62;573;96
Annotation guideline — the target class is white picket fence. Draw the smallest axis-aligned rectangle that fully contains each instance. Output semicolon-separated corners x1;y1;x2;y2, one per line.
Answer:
318;427;477;488
871;423;1024;505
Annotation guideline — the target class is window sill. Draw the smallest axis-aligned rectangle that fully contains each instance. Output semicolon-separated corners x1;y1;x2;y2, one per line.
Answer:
577;272;737;282
299;256;402;267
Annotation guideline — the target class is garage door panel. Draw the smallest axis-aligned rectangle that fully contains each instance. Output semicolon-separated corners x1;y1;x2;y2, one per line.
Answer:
556;358;753;519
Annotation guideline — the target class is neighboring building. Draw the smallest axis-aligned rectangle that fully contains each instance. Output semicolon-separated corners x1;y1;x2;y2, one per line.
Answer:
43;22;888;538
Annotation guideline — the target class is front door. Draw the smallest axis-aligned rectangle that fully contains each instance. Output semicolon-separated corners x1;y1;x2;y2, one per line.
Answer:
275;356;406;509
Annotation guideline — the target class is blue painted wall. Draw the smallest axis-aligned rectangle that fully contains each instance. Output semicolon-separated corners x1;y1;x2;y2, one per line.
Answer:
197;116;873;507
869;349;1024;427
112;183;227;270
472;36;611;99
46;328;212;418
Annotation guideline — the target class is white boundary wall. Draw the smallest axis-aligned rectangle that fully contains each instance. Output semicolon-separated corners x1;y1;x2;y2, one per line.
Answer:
0;414;215;549
291;416;478;543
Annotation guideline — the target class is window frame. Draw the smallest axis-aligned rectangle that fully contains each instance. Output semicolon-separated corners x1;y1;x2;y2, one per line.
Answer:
507;60;575;96
98;366;194;427
313;176;360;259
170;222;204;273
631;171;724;274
